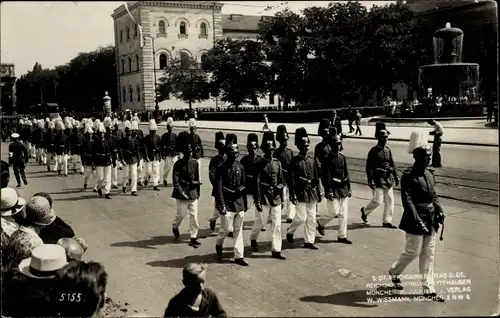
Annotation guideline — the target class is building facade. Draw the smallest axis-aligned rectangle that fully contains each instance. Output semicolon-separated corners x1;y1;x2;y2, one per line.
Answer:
112;1;280;111
0;64;17;115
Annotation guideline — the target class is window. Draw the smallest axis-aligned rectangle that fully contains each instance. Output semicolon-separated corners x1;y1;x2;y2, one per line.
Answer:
129;86;133;102
159;54;168;69
200;23;207;36
120;30;123;43
134;24;138;37
200;54;208;67
137;85;141;101
126;26;130;40
136;55;140;70
159;21;166;34
122;86;126;103
128;57;132;72
269;94;275;105
121;59;125;74
179;22;186;35
180;52;189;69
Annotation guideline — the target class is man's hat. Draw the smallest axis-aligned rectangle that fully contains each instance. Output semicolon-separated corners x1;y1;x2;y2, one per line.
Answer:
11;133;20;139
329;127;342;143
103;117;113;129
247;133;259;149
225;133;237;146
276;125;289;142
18;244;67;279
261;131;276;151
188;118;197;129
317;118;331;135
176;131;192;153
148;119;158;131
378;129;390;138
215;131;225;148
25;196;56;226
375;122;390;138
124;120;132;130
0;188;26;217
225;133;239;153
413;145;432;159
294;127;310;147
166;117;174;127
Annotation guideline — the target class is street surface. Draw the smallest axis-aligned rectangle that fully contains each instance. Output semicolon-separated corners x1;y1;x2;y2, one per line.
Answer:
3;143;498;317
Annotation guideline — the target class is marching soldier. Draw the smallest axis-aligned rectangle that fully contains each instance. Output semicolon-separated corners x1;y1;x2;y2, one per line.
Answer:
20;119;33;158
44;121;56;172
208;131;226;232
143;119;161;191
240;133;263;232
317;128;352;244
92;122;115;199
119;120;140;196
214;135;248;266
69;121;84;175
8;133;29;187
273;125;295;223
360;129;399;228
251;131;286;260
315;118;332;167
104;117;120;189
53;120;70;176
188;118;204;181
32;120;45;165
81;123;95;190
286;128;323;250
161;117;177;186
132;118;146;187
388;146;445;302
112;117;124;176
171;131;201;247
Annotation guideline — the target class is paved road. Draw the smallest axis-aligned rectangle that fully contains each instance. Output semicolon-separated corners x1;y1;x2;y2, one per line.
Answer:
4;145;498;317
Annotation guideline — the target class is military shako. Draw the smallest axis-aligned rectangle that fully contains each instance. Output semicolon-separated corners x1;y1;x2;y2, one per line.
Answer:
317;118;331;136
215;131;225;150
176;131;192;153
246;133;259;150
276;125;289;142
261;131;276;151
294;127;310;147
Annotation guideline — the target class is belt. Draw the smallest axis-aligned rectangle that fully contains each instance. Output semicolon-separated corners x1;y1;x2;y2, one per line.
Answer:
332;177;349;183
415;203;433;208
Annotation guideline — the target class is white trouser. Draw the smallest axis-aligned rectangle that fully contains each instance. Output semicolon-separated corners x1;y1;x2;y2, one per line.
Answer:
71;154;84;173
163;156;178;182
83;166;96;185
54;154;68;175
250;204;282;252
37;148;46;164
46;152;55;169
29;143;36;157
389;231;437;294
197;159;202;180
96;165;112;195
144;160;160;186
209;197;234;232
111;161;122;186
122;163;138;193
216;211;245;259
137;159;144;183
282;186;296;219
363;187;395;223
287;202;317;244
172;199;199;239
317;197;349;239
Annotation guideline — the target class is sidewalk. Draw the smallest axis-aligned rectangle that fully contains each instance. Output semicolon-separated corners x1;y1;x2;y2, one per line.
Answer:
7;153;499;317
142;120;498;146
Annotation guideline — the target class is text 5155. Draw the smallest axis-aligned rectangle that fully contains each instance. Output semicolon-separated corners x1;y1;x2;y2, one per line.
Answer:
60;293;82;302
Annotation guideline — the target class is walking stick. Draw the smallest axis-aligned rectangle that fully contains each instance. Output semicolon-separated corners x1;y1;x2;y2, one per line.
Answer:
439;222;445;241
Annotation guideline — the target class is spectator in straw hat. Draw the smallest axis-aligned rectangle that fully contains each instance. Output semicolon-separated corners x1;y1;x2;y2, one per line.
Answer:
34;192;75;244
1;226;43;272
1;187;26;246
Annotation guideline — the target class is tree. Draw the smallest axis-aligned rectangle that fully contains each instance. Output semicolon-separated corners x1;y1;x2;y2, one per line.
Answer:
158;56;210;109
203;39;269;108
258;8;307;109
15;63;60;113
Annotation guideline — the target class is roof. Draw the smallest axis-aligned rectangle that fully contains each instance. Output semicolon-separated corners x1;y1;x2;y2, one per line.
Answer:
222;14;270;32
407;0;487;14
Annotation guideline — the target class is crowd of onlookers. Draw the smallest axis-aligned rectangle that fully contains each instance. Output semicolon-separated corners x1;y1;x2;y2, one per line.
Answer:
1;159;227;317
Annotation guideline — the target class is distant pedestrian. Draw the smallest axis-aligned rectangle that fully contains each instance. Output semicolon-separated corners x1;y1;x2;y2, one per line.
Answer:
164;263;226;317
8;133;29;188
262;114;270;132
355;110;362;136
427;119;443;168
486;101;494;122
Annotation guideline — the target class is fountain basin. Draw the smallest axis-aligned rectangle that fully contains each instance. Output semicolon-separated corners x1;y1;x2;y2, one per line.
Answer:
419;63;480;98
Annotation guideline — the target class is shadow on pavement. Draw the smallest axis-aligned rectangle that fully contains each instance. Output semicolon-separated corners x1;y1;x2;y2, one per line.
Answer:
53;195;104;202
110;229;213;249
146;253;233;268
324;222;385;232
48;188;85;195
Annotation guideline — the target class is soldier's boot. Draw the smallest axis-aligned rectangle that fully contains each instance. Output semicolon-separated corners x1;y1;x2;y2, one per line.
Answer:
153;186;160;191
227;232;233;238
209;220;216;232
271;251;286;260
304;243;319;250
84;183;87;190
172;227;180;240
131;191;138;196
189;238;201;247
215;245;223;259
105;194;112;200
163;180;168;186
250;240;258;252
57;170;61;175
360;207;368;223
22;178;28;185
317;221;325;236
234;258;249;266
122;186;127;193
286;233;294;243
97;189;103;197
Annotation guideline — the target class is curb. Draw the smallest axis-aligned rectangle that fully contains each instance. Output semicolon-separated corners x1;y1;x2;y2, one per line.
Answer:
139;122;498;147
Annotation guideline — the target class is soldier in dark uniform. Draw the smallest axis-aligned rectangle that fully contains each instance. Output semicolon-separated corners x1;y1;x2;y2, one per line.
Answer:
92;123;115;199
53;121;71;176
171;131;201;247
360;129;399;228
317;128;352;244
81;123;95;190
44;121;56;172
104;117;120;189
273;125;295;224
388;146;445;302
208;131;226;232
69;122;84;175
286;128;323;250
118;120;140;196
132;119;146;187
143;120;162;191
8;133;29;188
251;131;286;260
314;119;333;225
19;120;33;158
214;136;248;266
161;117;177;186
188;118;204;181
240;133;263;233
32;120;45;165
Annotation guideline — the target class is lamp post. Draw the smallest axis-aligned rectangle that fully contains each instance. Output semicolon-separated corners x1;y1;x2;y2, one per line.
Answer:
143;34;159;109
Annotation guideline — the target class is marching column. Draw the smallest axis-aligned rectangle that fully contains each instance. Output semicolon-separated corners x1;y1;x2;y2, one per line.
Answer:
286;128;323;250
161;117;177;186
118;120;140;196
208;131;226;232
171;131;201;247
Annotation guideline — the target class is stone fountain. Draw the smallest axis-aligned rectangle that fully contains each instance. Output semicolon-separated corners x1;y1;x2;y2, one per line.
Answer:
419;22;480;100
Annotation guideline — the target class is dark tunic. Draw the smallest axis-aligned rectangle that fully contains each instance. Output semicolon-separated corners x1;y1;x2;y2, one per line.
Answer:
209;154;225;197
105;132;119;163
43;129;55;152
143;134;162;161
69;130;83;156
20;126;32;143
161;131;177;157
287;154;321;203
80;135;94;166
38;216;75;244
164;288;226;318
314;141;331;171
239;153;262;199
188;132;204;159
31;127;44;148
399;168;444;235
8;142;29;165
256;157;284;207
273;147;293;179
172;158;200;200
214;160;246;212
135;130;145;159
321;152;350;199
53;132;70;155
92;138;114;167
119;136;140;165
365;145;397;188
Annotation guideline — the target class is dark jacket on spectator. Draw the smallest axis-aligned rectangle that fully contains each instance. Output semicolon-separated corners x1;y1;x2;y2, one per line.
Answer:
164;287;226;318
38;216;75;244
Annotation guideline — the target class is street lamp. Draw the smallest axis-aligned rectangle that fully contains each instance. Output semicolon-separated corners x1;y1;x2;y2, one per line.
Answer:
143;34;159;109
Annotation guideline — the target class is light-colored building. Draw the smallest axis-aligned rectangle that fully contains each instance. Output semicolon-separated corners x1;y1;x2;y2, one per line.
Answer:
112;1;282;111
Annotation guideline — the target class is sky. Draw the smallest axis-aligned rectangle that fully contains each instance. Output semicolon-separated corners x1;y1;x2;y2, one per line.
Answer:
1;1;392;77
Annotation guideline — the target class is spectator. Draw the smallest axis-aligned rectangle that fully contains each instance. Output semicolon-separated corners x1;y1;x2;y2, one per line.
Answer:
164;263;226;318
34;192;75;243
12;196;56;248
57;237;88;262
355;110;362;136
1;187;26;246
1;226;43;272
53;260;108;317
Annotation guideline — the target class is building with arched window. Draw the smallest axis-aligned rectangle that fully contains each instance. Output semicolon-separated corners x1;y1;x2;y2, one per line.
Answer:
112;1;281;110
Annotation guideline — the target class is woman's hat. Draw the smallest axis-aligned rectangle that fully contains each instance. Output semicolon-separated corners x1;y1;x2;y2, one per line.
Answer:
11;133;20;139
18;244;68;279
25;196;56;226
0;187;26;216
